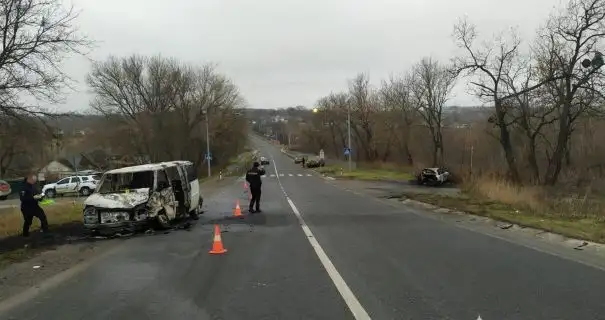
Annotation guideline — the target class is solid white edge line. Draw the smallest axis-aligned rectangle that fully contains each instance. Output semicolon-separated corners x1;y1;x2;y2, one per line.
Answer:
285;198;371;320
269;152;371;320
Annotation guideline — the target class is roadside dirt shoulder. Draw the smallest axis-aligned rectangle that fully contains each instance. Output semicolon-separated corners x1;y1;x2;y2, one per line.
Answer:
327;178;605;271
0;238;119;301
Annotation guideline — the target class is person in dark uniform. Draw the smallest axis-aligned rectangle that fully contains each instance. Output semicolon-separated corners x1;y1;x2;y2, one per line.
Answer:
20;174;49;237
301;156;306;168
245;162;265;213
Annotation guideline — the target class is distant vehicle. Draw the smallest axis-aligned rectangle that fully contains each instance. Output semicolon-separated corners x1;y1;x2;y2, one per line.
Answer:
0;180;11;200
294;156;303;164
82;160;203;235
416;168;450;186
260;156;270;165
42;175;100;198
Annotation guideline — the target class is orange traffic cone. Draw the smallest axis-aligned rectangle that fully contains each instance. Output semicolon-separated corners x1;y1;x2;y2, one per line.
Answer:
209;224;227;254
233;200;243;218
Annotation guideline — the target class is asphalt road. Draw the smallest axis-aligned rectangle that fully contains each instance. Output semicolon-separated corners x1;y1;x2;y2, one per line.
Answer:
1;137;605;319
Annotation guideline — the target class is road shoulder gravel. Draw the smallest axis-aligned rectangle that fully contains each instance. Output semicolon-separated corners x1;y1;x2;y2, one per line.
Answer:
327;179;605;272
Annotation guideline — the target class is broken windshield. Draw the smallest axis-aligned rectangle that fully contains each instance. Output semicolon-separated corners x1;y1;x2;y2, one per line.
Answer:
97;171;155;194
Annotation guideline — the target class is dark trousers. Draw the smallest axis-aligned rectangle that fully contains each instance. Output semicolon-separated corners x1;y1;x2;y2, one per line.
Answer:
249;186;261;211
22;206;49;236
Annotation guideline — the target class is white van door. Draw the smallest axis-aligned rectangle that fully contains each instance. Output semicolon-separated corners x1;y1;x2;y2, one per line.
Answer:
186;164;200;211
175;164;191;211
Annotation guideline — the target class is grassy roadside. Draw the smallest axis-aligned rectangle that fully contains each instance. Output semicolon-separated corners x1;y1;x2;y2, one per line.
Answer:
0;202;84;268
0;203;84;239
400;191;605;243
317;164;414;181
316;163;605;243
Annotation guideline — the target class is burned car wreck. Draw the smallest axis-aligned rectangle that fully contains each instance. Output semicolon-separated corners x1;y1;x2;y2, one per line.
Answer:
416;167;451;186
83;161;203;235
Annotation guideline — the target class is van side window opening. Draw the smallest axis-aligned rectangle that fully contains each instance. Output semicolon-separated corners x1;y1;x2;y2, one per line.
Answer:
157;170;170;190
166;167;180;181
97;171;154;194
130;171;153;189
186;164;197;182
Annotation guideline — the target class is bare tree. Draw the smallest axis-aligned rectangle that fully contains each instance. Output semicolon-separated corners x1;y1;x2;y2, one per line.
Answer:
87;55;246;169
534;0;605;184
0;116;49;175
410;57;456;167
0;0;91;118
348;73;379;161
498;56;559;184
453;19;524;181
380;74;416;165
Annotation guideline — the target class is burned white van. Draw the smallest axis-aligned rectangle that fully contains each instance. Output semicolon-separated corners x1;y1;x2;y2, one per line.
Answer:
82;161;203;235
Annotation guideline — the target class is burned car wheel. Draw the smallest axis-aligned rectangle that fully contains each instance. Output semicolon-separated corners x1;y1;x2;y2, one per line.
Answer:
156;210;171;229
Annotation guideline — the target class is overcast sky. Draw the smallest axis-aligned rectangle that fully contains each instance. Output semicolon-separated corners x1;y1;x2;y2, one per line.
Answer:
58;0;559;112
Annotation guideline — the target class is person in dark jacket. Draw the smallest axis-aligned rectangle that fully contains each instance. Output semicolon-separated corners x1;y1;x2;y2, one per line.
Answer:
245;162;265;213
20;174;49;237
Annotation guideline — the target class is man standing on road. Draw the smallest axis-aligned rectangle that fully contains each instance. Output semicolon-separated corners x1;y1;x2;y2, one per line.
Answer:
245;161;265;213
20;174;50;237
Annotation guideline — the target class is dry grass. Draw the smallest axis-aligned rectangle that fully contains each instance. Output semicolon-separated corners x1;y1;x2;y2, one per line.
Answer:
0;203;83;239
465;177;605;219
402;191;605;243
317;163;414;181
401;177;605;243
464;177;546;213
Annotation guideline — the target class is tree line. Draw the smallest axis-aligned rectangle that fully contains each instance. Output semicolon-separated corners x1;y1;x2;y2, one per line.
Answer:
0;0;248;177
293;0;605;186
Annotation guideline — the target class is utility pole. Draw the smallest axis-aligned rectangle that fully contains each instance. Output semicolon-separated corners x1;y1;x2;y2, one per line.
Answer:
347;105;352;172
205;110;211;178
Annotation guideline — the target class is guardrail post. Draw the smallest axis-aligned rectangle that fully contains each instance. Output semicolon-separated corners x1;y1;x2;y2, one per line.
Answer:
219;170;222;180
340;167;343;176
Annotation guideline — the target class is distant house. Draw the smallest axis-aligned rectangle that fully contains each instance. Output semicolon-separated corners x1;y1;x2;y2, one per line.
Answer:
40;151;151;182
39;151;108;180
39;159;75;181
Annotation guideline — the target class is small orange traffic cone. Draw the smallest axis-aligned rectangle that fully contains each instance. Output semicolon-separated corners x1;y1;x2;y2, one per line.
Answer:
233;199;243;218
209;224;227;254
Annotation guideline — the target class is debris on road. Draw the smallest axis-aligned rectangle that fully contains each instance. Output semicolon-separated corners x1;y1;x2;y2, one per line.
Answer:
499;223;514;230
